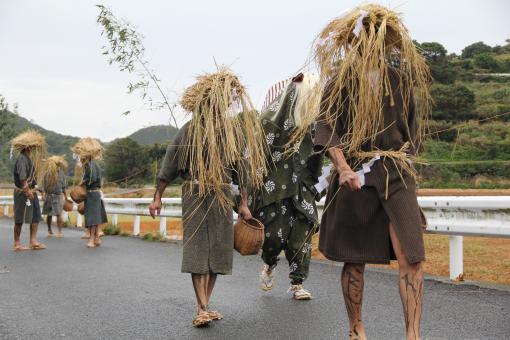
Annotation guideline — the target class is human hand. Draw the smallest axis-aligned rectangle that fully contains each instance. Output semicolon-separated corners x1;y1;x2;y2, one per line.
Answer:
149;199;162;219
238;204;253;221
338;168;361;192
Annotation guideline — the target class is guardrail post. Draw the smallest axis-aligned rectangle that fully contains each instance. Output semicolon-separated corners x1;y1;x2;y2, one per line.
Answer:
77;213;83;228
112;214;118;227
3;205;8;217
449;235;464;281
133;215;140;236
159;217;167;237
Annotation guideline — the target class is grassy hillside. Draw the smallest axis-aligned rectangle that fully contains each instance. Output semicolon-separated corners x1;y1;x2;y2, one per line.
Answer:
127;125;178;145
0;109;79;181
415;40;510;188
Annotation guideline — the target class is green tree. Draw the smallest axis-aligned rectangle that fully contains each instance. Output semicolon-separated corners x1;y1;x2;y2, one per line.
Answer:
103;138;149;184
473;53;500;71
418;41;457;84
461;41;492;58
431;84;476;121
96;5;179;128
420;42;447;62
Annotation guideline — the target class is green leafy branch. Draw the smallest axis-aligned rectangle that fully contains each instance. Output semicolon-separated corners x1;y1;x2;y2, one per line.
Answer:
96;4;179;128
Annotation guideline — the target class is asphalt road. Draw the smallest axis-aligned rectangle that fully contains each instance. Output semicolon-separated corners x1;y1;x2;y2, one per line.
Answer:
0;218;509;340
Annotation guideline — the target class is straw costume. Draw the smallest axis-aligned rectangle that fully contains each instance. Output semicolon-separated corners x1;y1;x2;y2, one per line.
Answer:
311;5;431;339
42;156;68;217
152;68;267;327
71;138;107;236
252;73;324;299
11;130;47;250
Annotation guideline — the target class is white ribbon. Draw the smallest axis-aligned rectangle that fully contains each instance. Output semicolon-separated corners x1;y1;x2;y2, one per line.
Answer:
352;9;369;38
9;146;13;160
355;154;380;187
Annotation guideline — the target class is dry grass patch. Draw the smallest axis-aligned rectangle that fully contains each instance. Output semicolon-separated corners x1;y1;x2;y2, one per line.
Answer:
312;233;510;285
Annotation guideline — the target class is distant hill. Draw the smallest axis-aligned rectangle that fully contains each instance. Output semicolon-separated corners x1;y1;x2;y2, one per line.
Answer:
0;110;80;180
126;125;178;145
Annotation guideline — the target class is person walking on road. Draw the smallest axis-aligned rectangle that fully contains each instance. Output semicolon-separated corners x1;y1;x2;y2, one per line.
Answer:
313;5;431;340
150;68;266;328
72;138;108;248
42;155;68;237
11;130;47;251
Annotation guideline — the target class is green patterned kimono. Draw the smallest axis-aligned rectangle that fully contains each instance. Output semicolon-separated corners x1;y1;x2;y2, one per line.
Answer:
250;80;323;284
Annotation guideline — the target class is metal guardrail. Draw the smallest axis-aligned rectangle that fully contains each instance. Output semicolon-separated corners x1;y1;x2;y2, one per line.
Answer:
1;195;509;281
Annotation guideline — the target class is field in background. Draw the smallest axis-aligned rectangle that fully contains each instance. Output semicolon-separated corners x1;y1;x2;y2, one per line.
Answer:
1;185;509;285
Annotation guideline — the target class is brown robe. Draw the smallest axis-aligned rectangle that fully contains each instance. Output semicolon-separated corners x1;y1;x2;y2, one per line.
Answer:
314;68;426;264
158;122;235;275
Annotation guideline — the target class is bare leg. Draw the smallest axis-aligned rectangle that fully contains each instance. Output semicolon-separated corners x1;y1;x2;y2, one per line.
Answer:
87;226;96;247
14;223;25;248
47;215;53;235
205;274;217;305
56;215;64;235
389;224;424;340
191;274;208;313
30;222;38;245
341;263;367;340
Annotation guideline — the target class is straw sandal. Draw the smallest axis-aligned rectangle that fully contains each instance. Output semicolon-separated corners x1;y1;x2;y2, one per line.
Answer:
86;242;96;248
192;311;212;328
30;243;47;250
94;237;102;246
13;245;30;251
207;310;223;321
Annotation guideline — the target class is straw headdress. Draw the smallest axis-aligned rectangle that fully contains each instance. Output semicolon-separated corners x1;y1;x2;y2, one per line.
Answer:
71;138;103;163
42;155;68;191
10;129;47;182
180;67;268;210
313;4;432;157
263;73;322;153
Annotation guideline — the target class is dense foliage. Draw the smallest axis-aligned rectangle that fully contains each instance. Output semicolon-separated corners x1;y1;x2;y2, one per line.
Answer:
415;39;510;188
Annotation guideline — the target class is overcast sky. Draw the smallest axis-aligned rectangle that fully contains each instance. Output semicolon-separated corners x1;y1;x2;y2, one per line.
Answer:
1;0;509;141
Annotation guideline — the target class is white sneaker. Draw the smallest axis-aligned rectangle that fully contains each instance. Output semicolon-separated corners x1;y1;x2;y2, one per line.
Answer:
287;284;312;300
260;265;275;291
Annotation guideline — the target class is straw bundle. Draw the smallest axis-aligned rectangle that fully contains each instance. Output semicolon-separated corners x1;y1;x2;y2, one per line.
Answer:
180;67;268;210
42;155;68;191
10;129;46;182
312;4;432;157
71;138;103;163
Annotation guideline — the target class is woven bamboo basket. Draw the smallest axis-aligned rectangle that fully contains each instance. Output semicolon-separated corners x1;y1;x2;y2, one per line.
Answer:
234;218;264;256
70;185;87;203
77;202;85;215
63;199;73;212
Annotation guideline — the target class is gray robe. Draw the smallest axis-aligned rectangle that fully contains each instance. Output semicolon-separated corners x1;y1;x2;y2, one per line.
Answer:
13;153;42;224
158;122;234;275
43;169;67;216
83;160;108;227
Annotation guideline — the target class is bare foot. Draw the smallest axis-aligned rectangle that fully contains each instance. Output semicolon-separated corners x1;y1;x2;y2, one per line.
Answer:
29;243;47;250
13;244;30;251
349;324;367;340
